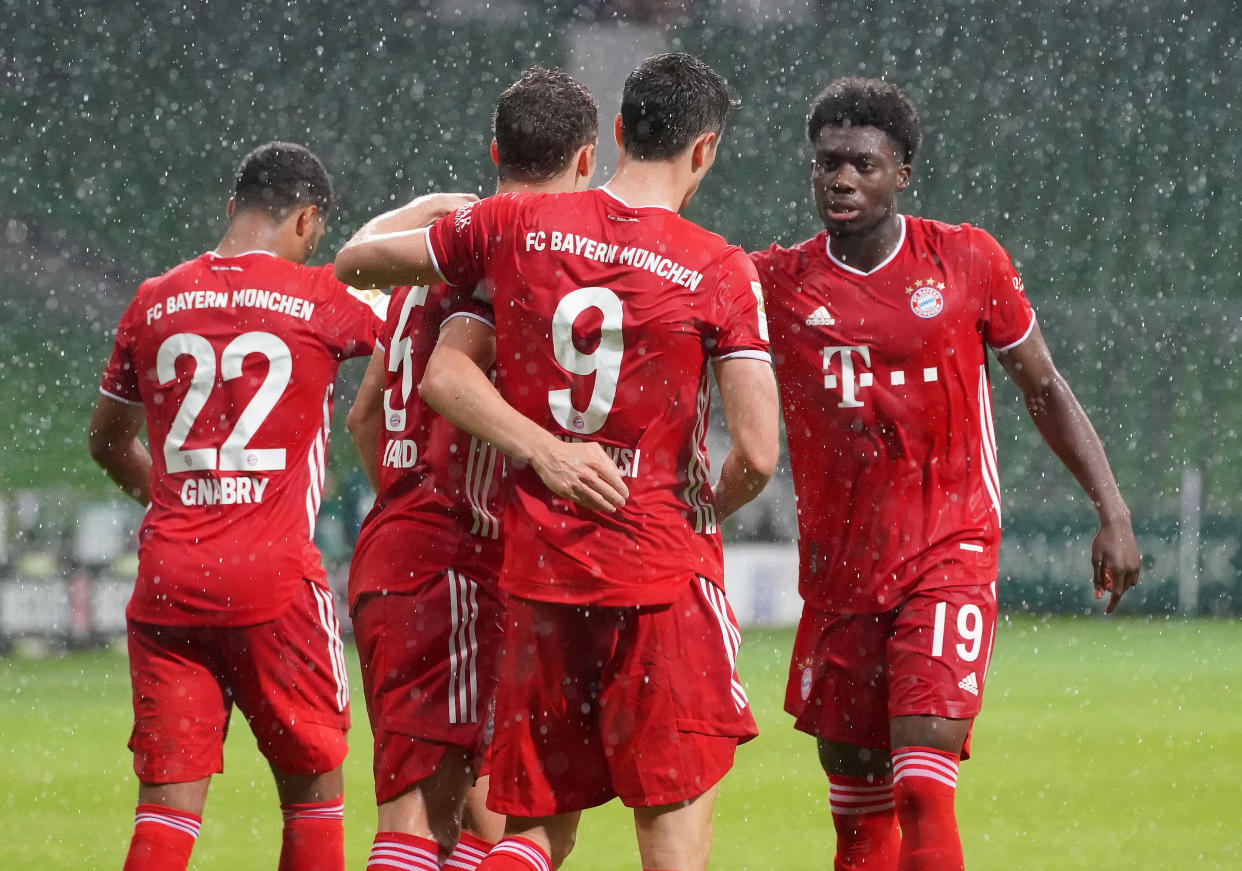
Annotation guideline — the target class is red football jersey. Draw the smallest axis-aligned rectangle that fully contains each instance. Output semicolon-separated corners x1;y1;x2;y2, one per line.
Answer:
751;217;1035;613
427;188;771;606
348;283;505;609
100;250;385;626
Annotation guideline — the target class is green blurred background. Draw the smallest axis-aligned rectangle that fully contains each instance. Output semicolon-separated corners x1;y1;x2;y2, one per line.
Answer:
1;0;1239;609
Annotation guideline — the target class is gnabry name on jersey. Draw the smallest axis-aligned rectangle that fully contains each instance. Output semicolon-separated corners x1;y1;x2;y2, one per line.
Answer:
524;230;703;291
145;288;315;324
180;476;270;506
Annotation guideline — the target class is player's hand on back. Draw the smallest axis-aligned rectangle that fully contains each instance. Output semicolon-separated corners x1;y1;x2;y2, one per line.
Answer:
1091;517;1141;614
529;438;629;513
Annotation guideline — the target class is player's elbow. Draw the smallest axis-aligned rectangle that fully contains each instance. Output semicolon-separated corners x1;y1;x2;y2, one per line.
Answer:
87;426;119;471
417;366;451;416
345;401;370;441
333;247;373;288
735;437;779;489
745;445;779;487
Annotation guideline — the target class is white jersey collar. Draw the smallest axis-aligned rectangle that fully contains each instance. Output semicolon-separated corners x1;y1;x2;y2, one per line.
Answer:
207;249;279;259
598;185;676;213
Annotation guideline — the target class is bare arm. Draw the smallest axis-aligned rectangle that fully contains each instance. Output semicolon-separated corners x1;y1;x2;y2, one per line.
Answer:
712;356;781;522
347;348;386;492
334;192;478;289
87;395;150;505
996;320;1141;612
420;317;628;513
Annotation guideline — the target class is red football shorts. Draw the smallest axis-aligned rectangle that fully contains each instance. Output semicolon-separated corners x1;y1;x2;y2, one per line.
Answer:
486;576;758;816
127;579;350;783
786;582;998;753
351;569;505;805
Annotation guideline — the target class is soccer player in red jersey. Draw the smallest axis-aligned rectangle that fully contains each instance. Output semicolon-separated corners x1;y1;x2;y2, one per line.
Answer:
337;53;780;871
751;78;1143;870
87;142;461;871
345;69;599;871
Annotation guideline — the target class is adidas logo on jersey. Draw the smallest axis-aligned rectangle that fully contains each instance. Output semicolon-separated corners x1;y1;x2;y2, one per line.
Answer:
958;672;979;696
805;306;835;326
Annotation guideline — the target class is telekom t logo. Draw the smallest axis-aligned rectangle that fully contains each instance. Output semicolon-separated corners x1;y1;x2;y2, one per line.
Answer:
823;345;872;408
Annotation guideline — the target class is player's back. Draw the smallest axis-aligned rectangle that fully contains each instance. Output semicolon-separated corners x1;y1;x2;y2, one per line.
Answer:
102;250;382;625
348;283;505;609
429;188;769;606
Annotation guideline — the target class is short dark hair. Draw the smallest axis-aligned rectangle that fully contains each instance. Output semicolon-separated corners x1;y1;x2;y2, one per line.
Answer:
232;141;333;218
493;67;598;182
807;78;922;163
620;52;735;161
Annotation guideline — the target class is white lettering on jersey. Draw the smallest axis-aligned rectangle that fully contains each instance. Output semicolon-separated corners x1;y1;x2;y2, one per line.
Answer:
822;345;871;408
555;435;642;480
229;288;316;321
381;439;420;469
534;229;704;291
822;344;942;408
179;476;270;506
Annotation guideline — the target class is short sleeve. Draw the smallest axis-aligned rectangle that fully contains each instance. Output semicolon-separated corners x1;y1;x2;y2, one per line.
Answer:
426;195;517;295
747;246;779;299
704;247;771;361
317;267;389;360
99;293;144;405
975;228;1035;351
437;283;495;331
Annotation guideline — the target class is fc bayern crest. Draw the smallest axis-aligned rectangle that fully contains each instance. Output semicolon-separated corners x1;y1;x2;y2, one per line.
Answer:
909;282;945;319
800;666;813;701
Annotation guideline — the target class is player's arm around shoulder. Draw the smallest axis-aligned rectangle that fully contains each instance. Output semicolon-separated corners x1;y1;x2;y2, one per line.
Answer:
996;321;1141;612
88;394;151;505
334;192;478;289
712;355;780;523
420;316;629;514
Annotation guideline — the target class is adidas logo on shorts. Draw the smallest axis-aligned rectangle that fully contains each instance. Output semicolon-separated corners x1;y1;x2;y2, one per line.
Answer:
805;305;835;325
958;672;979;696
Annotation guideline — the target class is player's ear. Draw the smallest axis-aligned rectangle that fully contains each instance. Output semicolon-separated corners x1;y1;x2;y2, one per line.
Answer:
690;132;718;173
226;197;236;220
293;204;319;236
576;144;596;187
895;162;912;193
490;139;501;167
613;114;624;148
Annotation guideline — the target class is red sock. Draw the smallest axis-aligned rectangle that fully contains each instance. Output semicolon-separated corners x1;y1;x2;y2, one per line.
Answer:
828;774;899;870
278;795;345;871
477;837;552;871
892;747;963;871
368;830;439;870
123;803;202;871
446;831;496;870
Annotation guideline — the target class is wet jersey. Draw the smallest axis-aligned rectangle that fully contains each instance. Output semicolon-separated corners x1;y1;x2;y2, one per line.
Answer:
751;217;1035;613
347;283;505;609
427;187;771;606
100;251;385;625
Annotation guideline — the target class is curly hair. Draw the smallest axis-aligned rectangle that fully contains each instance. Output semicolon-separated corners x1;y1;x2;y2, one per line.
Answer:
494;67;598;182
232;141;333;218
807;77;922;163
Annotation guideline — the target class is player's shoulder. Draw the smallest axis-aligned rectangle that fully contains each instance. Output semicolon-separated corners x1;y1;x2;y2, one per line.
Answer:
749;231;828;275
907;215;1006;256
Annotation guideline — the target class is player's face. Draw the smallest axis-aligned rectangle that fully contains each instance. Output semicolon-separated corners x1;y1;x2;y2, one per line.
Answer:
811;125;910;238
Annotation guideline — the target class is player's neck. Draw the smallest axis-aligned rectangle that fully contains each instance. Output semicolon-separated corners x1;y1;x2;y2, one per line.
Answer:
603;158;689;212
828;212;904;272
216;213;303;263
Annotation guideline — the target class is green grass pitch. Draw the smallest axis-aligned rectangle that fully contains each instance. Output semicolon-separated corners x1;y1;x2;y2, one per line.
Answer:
3;616;1240;869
